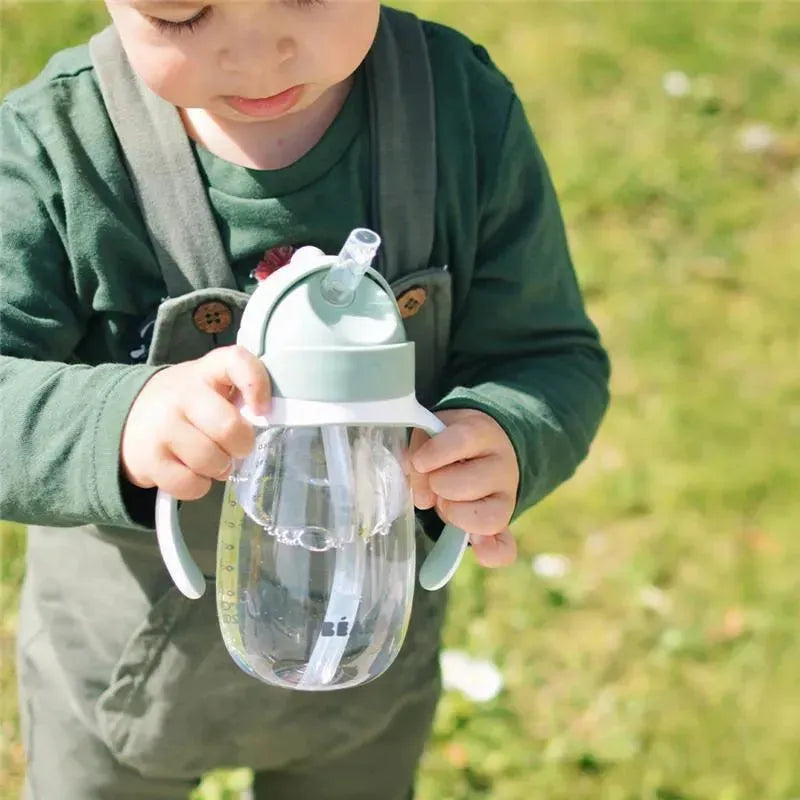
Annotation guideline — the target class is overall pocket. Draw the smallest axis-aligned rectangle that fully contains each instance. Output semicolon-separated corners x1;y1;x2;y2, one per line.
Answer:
95;579;298;778
95;580;322;778
391;268;453;408
147;287;251;366
95;548;446;779
94;584;212;777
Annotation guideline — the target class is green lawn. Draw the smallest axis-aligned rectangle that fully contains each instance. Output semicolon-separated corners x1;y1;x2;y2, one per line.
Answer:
2;2;800;798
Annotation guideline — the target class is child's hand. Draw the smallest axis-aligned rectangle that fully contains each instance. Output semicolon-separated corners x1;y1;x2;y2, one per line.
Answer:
408;409;519;568
121;346;270;501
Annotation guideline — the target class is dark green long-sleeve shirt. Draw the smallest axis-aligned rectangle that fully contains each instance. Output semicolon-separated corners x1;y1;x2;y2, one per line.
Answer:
0;20;609;530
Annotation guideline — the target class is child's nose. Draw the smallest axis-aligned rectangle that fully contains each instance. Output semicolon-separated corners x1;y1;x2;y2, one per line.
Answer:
218;32;297;75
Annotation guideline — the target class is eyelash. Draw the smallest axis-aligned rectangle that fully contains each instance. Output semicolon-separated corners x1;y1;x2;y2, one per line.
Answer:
149;7;213;35
149;1;326;36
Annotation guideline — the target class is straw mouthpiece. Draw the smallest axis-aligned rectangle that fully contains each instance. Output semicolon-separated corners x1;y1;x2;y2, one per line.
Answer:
320;228;382;307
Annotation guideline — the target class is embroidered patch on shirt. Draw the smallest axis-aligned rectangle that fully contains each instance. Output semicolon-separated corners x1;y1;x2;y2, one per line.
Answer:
251;245;297;283
127;308;158;363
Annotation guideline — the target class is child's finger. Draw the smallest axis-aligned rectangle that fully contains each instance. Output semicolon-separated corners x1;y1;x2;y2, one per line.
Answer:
184;387;256;459
411;430;477;474
470;528;517;568
427;454;506;502
166;418;233;480
156;458;213;502
411;473;436;509
199;346;271;414
412;409;496;472
436;494;512;537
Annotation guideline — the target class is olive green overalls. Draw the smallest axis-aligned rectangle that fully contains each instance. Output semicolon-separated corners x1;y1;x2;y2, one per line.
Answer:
17;8;455;799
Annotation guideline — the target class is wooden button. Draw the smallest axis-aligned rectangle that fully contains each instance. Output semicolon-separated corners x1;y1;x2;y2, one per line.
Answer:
397;287;427;319
193;301;233;334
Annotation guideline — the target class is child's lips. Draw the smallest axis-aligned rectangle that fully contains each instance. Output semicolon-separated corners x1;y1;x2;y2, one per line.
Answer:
224;86;304;118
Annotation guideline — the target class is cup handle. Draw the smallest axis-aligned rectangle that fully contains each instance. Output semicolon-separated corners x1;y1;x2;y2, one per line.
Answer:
411;408;471;591
155;489;206;599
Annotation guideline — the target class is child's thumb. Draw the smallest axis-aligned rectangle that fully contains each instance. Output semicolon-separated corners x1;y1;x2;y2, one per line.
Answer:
408;426;430;456
407;428;435;509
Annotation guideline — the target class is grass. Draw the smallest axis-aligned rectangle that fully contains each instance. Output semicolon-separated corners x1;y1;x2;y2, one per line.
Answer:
2;1;800;798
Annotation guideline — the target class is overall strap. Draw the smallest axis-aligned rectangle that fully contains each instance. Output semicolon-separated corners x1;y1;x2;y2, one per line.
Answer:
366;7;437;284
89;27;237;296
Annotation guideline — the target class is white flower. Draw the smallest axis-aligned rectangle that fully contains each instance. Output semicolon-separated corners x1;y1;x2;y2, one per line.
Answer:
639;585;671;614
440;649;504;702
739;123;776;154
662;70;691;97
532;553;571;579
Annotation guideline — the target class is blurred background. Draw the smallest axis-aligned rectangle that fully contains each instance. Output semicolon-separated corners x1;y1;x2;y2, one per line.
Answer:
1;1;799;798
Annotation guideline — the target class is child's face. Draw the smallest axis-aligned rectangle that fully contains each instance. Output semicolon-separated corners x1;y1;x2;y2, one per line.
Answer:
106;1;380;124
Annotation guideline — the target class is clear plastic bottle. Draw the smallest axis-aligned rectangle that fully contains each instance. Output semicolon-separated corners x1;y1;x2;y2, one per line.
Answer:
216;425;416;691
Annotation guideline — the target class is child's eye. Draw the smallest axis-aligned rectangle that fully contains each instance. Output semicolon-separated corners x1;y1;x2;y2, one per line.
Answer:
148;6;212;35
291;0;327;9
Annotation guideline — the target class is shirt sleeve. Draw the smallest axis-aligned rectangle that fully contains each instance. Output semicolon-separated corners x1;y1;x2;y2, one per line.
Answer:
436;96;611;517
0;103;161;528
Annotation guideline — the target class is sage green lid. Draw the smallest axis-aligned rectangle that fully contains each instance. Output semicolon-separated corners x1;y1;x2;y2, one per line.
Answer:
263;270;415;402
